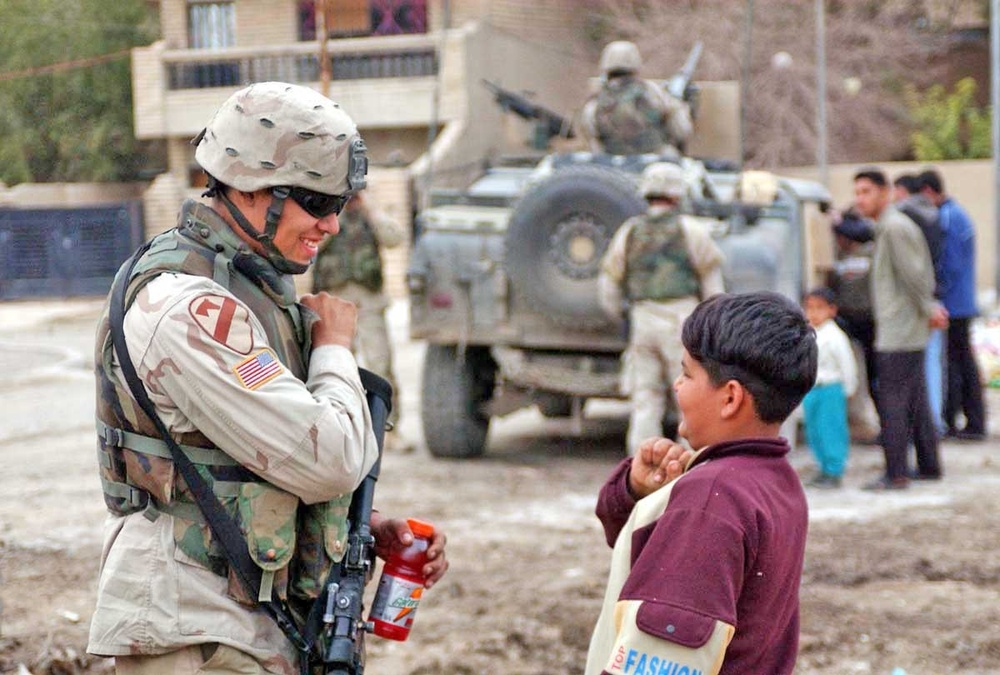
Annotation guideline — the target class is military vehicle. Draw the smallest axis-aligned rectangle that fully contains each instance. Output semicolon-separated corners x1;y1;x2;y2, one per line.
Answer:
407;55;832;459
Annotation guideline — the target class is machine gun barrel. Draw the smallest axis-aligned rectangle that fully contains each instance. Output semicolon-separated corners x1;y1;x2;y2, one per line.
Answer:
664;41;703;101
481;79;575;139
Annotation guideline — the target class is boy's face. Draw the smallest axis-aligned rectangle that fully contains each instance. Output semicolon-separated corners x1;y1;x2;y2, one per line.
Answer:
804;295;837;328
674;349;727;450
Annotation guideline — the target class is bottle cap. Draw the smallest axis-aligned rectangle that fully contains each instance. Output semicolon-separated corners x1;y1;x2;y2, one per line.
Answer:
406;518;435;539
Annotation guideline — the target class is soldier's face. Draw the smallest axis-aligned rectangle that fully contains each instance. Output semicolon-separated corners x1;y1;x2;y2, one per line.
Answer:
273;196;341;266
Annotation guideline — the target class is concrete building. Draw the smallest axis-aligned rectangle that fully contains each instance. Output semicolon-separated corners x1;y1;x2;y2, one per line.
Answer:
130;0;594;295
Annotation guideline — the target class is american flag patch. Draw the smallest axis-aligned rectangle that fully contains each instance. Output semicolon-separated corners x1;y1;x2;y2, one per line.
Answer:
233;349;283;390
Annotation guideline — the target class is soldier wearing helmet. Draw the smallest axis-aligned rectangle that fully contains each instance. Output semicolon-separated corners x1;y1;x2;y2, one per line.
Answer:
310;191;411;451
580;41;693;156
88;83;447;674
598;162;725;455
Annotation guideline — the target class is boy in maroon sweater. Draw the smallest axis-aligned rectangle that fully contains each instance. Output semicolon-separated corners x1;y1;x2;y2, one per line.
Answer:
586;292;816;675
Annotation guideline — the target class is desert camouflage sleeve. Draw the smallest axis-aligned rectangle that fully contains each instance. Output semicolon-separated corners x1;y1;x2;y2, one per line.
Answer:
364;202;407;249
681;216;726;298
580;98;605;153
644;79;693;147
121;273;379;505
598;219;633;319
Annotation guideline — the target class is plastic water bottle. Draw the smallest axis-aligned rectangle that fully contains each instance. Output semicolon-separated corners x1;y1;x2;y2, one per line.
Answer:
369;518;434;641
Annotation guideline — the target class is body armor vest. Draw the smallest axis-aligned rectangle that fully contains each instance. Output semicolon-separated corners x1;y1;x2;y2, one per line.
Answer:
594;77;665;156
95;200;352;613
312;208;383;292
624;211;701;302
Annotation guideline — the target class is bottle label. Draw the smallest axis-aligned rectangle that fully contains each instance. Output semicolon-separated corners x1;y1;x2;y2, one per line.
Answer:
371;573;423;628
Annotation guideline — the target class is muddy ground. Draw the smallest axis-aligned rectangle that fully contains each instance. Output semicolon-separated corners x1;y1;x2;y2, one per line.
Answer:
1;299;998;674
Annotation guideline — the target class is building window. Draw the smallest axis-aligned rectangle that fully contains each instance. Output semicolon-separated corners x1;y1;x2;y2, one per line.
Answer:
371;0;426;35
298;0;427;41
188;1;236;49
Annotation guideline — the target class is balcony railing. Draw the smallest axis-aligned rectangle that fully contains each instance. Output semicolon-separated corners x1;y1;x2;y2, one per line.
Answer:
162;35;438;90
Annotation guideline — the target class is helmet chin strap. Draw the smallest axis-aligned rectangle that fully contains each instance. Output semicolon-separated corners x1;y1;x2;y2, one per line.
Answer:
214;182;308;275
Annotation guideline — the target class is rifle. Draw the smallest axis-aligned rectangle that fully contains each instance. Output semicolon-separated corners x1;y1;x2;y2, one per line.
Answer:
481;79;575;144
663;41;703;102
307;368;392;675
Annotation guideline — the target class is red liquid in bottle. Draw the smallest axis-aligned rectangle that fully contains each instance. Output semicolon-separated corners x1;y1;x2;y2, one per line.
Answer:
369;518;434;641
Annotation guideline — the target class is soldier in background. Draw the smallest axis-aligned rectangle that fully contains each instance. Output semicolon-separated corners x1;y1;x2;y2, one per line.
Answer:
598;162;725;455
580;40;693;156
311;191;411;450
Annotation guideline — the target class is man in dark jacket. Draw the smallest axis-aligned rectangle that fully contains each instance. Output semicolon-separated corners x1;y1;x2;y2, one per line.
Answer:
918;169;988;440
893;173;945;435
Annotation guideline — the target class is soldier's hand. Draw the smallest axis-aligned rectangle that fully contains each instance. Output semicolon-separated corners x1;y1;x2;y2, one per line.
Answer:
371;513;449;589
628;437;693;500
300;292;357;349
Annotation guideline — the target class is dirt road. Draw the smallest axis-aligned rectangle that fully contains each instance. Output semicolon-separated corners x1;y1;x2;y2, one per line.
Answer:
1;299;998;674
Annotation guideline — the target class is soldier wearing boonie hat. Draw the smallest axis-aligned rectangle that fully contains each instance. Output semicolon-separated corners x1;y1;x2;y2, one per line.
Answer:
88;82;448;674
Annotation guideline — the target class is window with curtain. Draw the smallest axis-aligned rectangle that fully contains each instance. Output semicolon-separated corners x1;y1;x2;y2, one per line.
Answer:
188;1;236;49
298;0;428;40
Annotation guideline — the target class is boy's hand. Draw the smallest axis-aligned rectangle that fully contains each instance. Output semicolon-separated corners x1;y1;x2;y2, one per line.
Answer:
628;437;693;500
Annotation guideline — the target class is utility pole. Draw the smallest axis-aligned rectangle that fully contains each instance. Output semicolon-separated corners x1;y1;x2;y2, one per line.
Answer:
816;0;828;186
992;0;1000;295
316;0;331;96
740;0;754;170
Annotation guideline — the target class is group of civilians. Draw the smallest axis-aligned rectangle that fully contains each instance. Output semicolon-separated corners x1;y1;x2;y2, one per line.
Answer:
819;167;987;491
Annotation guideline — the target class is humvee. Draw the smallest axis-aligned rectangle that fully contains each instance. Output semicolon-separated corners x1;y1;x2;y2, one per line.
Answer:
407;53;832;458
407;150;831;458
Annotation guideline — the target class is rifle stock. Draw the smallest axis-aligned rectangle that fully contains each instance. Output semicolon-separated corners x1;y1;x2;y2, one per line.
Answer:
312;368;392;675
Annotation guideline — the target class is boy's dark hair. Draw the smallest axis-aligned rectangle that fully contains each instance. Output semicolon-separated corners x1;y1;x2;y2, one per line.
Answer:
681;292;818;424
916;169;944;194
806;287;836;306
893;174;920;195
853;168;888;187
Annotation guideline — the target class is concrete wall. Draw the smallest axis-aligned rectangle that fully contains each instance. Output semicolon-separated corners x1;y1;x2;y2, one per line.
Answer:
0;182;145;208
781;160;998;304
236;1;298;45
687;81;740;162
410;20;589;193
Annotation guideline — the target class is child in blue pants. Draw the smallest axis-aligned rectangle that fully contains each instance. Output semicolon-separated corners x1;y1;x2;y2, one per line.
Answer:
802;288;858;488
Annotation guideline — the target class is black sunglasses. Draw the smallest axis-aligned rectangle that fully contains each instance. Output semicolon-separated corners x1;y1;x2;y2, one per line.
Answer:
287;187;352;218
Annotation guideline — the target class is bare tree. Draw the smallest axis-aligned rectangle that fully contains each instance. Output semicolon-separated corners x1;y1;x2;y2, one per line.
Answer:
584;0;961;167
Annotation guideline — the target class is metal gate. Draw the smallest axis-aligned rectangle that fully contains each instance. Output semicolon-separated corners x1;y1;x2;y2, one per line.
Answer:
0;201;144;300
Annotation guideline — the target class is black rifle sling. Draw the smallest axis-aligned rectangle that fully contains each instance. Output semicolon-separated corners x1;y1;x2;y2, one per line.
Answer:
108;244;309;654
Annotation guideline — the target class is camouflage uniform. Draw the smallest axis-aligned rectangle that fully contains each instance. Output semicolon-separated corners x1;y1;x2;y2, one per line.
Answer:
89;201;379;673
581;76;692;155
599;207;724;455
580;41;692;156
311;200;406;421
88;83;377;674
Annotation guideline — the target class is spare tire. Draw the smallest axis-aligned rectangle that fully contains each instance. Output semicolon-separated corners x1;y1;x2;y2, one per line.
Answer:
505;165;646;328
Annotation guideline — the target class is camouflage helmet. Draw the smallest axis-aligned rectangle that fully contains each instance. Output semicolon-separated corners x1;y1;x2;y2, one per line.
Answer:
600;41;642;75
194;81;367;196
640;162;686;200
